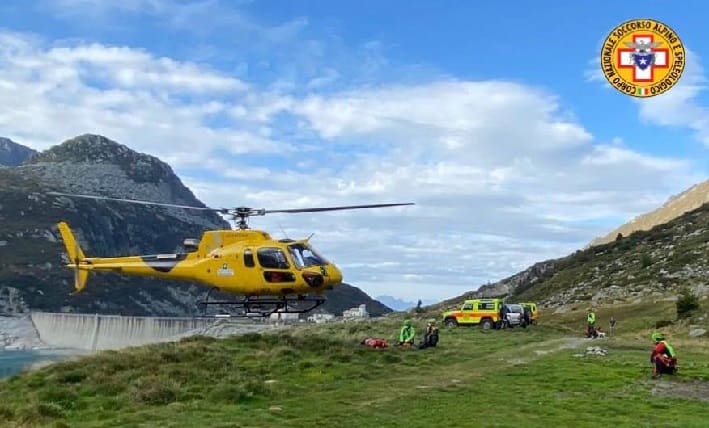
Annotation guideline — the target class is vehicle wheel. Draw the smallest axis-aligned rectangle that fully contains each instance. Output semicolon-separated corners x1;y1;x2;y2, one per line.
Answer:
480;319;493;330
444;318;458;328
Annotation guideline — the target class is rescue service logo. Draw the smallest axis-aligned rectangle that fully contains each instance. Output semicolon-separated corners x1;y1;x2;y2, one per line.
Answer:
601;19;685;98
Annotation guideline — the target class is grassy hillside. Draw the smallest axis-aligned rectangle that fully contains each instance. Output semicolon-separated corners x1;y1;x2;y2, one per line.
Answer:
1;302;708;427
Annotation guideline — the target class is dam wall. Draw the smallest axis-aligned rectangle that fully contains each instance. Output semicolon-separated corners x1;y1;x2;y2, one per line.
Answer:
30;312;220;351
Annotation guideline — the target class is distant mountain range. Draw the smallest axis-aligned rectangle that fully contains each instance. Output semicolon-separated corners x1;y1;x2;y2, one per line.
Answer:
0;134;391;317
0;137;37;167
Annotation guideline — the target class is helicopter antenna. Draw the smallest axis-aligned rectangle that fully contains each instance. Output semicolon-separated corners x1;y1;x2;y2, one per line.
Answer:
306;232;315;242
278;223;289;239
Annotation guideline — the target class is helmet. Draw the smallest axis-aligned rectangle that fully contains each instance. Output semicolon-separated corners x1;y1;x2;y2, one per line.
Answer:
651;332;665;342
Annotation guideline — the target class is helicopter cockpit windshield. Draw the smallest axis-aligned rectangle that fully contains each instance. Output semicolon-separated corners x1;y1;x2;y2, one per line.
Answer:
288;243;327;269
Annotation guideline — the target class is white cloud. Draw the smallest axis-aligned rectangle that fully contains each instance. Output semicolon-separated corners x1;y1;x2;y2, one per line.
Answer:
0;28;704;303
187;79;700;301
0;31;278;162
44;0;309;42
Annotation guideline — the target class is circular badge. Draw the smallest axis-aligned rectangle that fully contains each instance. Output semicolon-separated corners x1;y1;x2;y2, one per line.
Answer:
600;19;685;98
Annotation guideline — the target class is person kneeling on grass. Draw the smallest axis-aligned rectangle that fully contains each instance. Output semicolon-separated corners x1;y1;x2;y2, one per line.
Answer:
399;319;416;347
650;332;678;378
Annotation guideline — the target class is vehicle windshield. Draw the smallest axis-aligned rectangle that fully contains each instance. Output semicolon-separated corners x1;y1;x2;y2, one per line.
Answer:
506;304;523;313
288;243;327;268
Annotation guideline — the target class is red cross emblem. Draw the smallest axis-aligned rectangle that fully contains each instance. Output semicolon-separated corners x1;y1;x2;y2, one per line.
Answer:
617;34;669;82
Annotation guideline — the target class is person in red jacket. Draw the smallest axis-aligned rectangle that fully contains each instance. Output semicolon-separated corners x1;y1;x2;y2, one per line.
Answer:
650;332;677;378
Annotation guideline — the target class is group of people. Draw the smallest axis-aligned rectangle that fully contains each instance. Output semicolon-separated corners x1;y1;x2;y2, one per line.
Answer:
361;319;439;350
398;319;439;349
364;311;678;379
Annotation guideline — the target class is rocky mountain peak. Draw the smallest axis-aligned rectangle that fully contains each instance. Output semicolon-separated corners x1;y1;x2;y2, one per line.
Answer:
26;134;180;187
0;137;37;167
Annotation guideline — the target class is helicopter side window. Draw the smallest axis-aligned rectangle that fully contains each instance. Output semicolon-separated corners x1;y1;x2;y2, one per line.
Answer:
244;249;255;268
257;247;289;269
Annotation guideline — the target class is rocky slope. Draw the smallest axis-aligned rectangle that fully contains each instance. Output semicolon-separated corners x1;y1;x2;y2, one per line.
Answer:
437;202;709;311
0;138;37;167
515;203;708;309
590;180;709;247
0;134;391;317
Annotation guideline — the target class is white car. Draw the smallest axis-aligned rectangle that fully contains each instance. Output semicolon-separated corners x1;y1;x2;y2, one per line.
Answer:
503;304;525;328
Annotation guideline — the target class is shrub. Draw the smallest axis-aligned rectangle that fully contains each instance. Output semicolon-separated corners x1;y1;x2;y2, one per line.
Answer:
676;288;700;319
655;320;673;328
640;253;653;268
130;378;179;405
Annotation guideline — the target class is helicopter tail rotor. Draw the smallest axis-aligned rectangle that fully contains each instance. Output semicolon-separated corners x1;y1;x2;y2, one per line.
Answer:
57;222;90;293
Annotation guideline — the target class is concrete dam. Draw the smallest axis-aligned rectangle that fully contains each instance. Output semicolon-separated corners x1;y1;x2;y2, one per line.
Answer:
30;312;269;351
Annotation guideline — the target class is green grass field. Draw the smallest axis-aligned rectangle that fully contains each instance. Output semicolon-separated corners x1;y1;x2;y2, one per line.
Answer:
1;304;707;428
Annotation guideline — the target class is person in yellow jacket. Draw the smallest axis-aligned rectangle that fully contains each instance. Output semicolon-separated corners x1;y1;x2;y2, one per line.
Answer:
586;308;597;338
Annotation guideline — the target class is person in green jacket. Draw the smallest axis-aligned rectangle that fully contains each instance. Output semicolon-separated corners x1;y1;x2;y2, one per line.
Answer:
399;319;416;347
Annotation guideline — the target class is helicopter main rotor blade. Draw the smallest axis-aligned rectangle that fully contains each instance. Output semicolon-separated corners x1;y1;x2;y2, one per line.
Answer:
47;191;217;211
264;202;415;214
47;192;415;217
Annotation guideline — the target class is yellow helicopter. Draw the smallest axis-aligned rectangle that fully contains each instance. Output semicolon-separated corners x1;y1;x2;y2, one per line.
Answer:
49;191;414;317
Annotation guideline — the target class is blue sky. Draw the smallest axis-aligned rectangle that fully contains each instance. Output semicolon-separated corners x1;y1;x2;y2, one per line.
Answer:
0;0;707;303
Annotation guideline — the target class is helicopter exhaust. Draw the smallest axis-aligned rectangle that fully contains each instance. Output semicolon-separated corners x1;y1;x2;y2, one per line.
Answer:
57;222;90;293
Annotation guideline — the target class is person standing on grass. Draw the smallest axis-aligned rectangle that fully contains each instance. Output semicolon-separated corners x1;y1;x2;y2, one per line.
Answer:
609;316;616;336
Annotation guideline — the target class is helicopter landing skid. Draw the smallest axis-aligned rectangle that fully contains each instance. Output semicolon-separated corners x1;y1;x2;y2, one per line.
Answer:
198;288;326;318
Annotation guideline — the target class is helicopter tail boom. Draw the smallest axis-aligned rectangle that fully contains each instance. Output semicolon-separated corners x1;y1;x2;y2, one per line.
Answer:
57;222;90;293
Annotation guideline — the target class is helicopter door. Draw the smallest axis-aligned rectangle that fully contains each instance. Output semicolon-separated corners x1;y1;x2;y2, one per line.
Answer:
257;247;295;283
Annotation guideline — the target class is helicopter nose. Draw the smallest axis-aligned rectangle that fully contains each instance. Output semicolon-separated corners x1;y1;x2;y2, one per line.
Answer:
329;264;343;284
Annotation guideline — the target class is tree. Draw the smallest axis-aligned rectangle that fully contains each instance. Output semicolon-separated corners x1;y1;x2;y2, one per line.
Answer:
615;232;623;242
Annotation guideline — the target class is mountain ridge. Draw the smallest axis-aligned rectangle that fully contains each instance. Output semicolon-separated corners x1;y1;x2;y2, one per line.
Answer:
589;179;709;247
